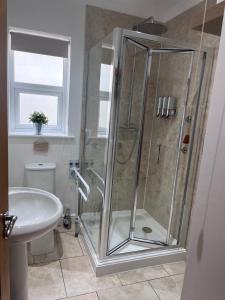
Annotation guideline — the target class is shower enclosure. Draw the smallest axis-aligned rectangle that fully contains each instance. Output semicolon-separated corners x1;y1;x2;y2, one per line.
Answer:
77;28;211;274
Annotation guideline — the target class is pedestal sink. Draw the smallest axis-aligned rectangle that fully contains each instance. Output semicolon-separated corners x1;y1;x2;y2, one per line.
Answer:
9;187;63;300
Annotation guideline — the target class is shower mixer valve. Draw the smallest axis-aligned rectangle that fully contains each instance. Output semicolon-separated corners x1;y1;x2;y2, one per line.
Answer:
157;96;177;118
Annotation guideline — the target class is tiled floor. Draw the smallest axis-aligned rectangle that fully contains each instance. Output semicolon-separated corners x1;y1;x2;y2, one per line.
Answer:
28;224;186;300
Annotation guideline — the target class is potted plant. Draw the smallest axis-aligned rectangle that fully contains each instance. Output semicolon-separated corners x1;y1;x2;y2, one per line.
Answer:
29;112;48;135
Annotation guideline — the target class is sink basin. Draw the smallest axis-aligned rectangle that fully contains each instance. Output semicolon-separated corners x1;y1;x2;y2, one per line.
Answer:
9;187;63;242
8;187;63;300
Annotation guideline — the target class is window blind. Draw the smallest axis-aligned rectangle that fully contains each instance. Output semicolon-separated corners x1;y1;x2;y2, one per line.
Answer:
10;32;69;58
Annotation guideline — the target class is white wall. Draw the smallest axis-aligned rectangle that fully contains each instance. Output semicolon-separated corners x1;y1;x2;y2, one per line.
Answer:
7;0;86;214
8;137;79;213
8;0;86;136
181;9;225;300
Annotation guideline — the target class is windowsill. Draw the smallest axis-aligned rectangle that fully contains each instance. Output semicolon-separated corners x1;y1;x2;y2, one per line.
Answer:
8;132;75;139
87;136;108;140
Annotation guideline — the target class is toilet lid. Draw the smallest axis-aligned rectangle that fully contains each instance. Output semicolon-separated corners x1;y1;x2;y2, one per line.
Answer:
25;162;56;171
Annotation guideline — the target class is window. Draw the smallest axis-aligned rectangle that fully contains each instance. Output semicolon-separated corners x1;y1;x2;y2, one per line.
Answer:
9;29;71;134
98;63;113;137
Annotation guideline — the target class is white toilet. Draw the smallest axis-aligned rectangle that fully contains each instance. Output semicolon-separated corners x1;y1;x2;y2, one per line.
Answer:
24;162;57;255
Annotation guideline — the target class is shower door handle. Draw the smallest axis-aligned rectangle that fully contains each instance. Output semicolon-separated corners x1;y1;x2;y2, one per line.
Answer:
70;167;90;202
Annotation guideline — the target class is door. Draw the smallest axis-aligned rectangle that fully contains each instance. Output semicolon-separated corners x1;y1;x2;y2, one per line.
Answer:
0;0;10;299
107;37;150;254
133;48;195;246
107;41;198;254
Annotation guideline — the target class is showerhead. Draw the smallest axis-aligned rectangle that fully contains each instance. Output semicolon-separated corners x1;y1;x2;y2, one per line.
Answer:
133;16;168;35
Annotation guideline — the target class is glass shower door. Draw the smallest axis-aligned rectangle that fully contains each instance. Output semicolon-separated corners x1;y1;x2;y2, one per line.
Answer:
107;42;197;254
108;37;150;253
80;33;115;252
133;48;195;246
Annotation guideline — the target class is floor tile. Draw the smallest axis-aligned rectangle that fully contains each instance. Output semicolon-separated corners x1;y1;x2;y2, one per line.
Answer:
33;251;59;264
28;261;66;300
97;282;159;300
59;292;99;300
60;232;83;259
118;265;168;285
61;256;121;297
163;261;186;275
78;235;87;255
150;274;184;300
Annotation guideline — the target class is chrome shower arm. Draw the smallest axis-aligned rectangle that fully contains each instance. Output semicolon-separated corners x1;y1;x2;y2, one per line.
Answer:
138;16;154;25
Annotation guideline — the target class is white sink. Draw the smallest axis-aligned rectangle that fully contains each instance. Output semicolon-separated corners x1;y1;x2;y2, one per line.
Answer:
8;187;63;300
9;187;63;242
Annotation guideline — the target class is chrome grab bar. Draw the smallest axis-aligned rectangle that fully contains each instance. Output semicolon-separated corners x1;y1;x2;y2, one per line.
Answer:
70;167;90;202
97;186;104;199
86;167;105;185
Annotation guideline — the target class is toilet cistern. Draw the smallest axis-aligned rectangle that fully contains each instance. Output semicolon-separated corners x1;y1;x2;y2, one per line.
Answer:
24;162;57;255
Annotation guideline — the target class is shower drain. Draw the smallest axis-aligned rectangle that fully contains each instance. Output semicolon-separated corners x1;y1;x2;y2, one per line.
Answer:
142;226;152;233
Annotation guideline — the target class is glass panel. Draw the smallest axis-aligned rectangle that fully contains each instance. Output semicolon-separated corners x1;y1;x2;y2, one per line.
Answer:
98;97;111;136
19;92;58;125
80;32;115;252
100;64;113;92
14;51;64;86
108;38;149;252
134;46;194;246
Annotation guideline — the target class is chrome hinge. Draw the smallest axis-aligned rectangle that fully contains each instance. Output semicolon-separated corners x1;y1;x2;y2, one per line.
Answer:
1;212;17;239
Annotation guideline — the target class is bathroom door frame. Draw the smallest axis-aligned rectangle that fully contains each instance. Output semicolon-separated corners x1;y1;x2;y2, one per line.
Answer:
0;0;10;299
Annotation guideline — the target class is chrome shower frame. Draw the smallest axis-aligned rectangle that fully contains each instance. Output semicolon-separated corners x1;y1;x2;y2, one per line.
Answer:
78;27;213;275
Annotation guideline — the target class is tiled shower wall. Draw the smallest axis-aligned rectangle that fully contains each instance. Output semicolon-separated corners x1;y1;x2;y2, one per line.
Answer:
85;6;142;50
83;5;144;213
140;51;195;233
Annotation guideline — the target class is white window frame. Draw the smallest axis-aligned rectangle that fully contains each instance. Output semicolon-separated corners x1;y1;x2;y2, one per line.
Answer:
8;27;71;135
98;91;111;137
97;58;113;138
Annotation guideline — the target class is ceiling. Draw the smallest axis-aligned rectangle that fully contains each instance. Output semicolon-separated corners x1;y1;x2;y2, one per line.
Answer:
75;0;202;21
